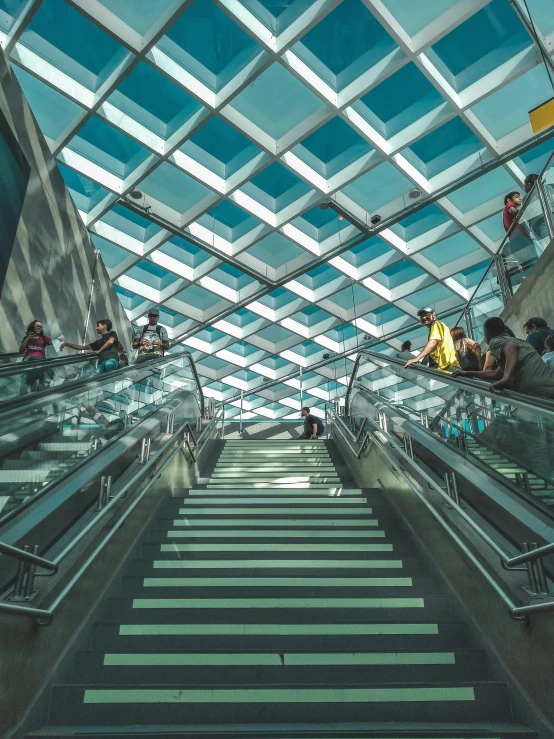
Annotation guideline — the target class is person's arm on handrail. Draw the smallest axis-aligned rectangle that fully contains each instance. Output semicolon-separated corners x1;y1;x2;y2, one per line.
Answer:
452;352;503;383
404;338;438;367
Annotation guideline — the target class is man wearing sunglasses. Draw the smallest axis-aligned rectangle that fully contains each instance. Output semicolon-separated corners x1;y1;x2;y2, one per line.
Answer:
133;308;169;364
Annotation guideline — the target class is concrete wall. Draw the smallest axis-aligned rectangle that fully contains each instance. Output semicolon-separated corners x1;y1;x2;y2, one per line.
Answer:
501;237;554;338
0;48;131;353
332;429;554;734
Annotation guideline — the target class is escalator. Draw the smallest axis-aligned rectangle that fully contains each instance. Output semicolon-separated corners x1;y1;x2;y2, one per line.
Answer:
0;350;205;593
0;351;103;402
1;367;551;737
346;350;554;515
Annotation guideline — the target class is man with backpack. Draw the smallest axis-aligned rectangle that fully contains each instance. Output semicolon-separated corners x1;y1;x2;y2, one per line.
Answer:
133;308;169;364
300;407;325;439
61;319;121;374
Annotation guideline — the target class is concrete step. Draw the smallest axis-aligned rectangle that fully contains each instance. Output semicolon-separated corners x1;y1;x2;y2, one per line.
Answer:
118;574;439;599
90;619;474;653
124;557;427;576
69;648;488;685
26;723;537;739
48;681;512;726
185;487;357;496
102;594;456;624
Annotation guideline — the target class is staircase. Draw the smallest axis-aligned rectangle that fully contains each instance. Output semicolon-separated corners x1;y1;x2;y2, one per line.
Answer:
28;439;534;738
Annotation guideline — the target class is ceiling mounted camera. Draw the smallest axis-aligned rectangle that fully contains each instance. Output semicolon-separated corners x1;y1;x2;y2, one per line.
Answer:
318;201;331;210
409;187;422;199
370;214;381;225
129;189;144;200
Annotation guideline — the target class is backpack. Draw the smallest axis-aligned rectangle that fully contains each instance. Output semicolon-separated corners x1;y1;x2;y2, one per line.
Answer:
141;324;164;354
315;417;325;435
456;339;479;371
117;341;129;368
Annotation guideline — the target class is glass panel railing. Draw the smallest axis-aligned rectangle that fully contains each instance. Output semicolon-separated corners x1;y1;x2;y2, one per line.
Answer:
348;350;554;514
350;351;458;422
460;152;554;341
0;353;98;402
0;352;202;522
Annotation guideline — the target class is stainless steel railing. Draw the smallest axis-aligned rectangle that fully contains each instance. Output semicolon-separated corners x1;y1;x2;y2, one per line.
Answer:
327;403;554;621
0;405;222;624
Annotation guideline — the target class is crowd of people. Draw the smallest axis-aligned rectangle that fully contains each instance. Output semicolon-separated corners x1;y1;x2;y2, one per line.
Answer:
400;307;554;399
18;307;170;392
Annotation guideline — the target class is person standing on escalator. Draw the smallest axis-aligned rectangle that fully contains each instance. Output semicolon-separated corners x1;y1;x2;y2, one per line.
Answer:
404;307;460;373
133;308;169;364
19;319;53;391
61;319;119;374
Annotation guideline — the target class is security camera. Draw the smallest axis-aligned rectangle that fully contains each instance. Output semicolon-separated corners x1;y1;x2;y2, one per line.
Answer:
318;201;331;210
370;214;381;225
322;353;330;360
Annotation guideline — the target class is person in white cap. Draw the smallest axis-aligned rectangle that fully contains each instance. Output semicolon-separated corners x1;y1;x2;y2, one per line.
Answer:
133;308;169;364
404;306;459;373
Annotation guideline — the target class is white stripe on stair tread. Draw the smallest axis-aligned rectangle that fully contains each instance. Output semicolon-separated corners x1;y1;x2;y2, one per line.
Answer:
132;597;424;609
170;520;379;528
179;500;367;507
103;651;454;666
152;559;403;569
160;543;394;551
207;484;342;489
83;686;473;703
142;577;412;587
175;507;373;514
183;487;363;500
166;529;386;538
119;623;438;636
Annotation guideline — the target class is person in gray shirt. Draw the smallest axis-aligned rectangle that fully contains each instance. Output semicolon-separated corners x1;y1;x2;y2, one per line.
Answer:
454;316;554;398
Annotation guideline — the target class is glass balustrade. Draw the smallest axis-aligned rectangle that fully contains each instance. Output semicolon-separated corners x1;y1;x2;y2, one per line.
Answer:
0;352;202;523
349;350;554;514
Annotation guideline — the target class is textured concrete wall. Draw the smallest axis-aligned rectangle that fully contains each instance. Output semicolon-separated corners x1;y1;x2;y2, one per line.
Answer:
501;237;554;338
332;430;554;733
0;48;131;353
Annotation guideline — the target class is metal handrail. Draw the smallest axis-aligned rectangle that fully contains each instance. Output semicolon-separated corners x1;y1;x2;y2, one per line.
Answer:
353;383;553;519
0;349;203;420
0;541;56;571
345;348;554;420
0;405;222;577
0;405;221;624
329;406;554;620
0;351;97;378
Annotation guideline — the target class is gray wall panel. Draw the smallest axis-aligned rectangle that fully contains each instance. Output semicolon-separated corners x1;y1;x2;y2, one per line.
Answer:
0;47;131;352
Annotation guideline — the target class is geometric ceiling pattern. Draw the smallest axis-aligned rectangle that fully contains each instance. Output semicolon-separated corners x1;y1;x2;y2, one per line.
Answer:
2;0;554;419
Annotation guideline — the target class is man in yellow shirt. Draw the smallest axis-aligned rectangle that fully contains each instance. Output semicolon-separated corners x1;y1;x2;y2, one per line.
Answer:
404;306;460;372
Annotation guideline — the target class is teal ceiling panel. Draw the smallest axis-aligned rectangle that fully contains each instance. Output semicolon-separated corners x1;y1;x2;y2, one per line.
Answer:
7;0;551;418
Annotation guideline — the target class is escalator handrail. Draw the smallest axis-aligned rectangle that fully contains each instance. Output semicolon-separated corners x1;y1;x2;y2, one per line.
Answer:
345;348;554;421
351;383;553;518
0;352;24;362
0;406;223;624
0;349;204;420
0;351;96;379
0;381;201;529
328;405;554;620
